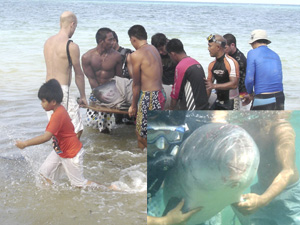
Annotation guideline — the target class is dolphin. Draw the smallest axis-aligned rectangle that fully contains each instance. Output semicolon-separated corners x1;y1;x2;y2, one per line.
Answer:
93;80;121;104
162;123;259;224
91;77;173;109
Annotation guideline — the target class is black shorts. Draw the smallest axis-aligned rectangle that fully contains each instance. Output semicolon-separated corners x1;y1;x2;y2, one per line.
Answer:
251;92;285;110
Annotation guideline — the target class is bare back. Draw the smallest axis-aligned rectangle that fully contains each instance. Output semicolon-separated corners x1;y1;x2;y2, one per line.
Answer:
131;44;163;91
44;34;73;86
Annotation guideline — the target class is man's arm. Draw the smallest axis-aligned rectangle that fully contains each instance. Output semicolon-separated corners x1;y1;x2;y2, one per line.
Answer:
115;53;123;77
81;53;99;90
245;51;255;95
70;42;87;106
128;53;141;117
259;121;297;204
235;119;298;215
209;76;238;91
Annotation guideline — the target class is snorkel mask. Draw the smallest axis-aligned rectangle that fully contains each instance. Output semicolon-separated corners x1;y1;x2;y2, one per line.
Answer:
147;124;187;158
207;34;226;48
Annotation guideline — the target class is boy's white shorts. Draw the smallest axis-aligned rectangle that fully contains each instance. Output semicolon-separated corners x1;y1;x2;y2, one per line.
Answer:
39;148;88;187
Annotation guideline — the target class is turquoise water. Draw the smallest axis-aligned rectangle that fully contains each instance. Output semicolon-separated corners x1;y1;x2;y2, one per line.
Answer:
147;110;300;224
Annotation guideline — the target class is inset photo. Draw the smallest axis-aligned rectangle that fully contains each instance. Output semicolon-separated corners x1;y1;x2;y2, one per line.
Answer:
147;110;300;225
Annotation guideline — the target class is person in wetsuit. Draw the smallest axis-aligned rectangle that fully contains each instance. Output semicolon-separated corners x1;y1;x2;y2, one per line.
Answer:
151;33;177;85
112;31;133;79
147;110;202;225
166;38;209;110
205;34;240;110
223;33;249;110
244;29;284;110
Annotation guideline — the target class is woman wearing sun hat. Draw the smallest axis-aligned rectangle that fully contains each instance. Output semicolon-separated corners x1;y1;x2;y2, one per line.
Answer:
243;29;284;110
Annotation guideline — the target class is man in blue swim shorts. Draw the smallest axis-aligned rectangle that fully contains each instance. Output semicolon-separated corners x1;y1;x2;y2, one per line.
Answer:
244;29;285;110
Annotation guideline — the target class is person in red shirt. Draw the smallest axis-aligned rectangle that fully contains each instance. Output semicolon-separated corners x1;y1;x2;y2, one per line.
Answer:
15;79;100;188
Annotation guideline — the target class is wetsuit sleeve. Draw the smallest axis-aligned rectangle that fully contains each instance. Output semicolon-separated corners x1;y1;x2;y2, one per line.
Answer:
245;50;255;94
225;55;239;79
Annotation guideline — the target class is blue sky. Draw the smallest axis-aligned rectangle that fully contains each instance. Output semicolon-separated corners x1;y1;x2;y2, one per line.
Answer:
147;0;300;5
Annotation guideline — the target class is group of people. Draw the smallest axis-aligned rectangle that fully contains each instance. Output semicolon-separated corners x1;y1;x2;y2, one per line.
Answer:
38;11;286;152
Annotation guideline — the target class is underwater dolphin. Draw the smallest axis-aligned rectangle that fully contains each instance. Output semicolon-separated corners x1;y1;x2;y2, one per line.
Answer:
163;123;260;224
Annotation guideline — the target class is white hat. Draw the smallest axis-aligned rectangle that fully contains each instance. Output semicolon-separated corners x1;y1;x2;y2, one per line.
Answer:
249;29;271;44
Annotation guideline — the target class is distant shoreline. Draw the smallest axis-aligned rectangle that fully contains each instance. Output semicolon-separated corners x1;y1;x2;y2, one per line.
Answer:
124;0;300;6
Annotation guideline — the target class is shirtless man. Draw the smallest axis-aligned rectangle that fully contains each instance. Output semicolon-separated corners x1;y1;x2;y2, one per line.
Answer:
81;27;122;133
44;11;87;139
234;112;300;224
127;25;166;149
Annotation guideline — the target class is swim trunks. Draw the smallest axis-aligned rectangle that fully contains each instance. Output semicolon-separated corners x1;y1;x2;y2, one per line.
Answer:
249;179;300;225
86;92;116;133
251;91;285;110
47;85;83;134
136;90;166;138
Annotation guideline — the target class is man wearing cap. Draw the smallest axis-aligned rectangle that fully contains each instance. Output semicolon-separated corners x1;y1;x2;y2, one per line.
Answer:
206;34;240;110
244;29;284;110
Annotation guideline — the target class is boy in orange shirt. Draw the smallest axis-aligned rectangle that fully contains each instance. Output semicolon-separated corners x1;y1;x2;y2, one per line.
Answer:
16;79;99;188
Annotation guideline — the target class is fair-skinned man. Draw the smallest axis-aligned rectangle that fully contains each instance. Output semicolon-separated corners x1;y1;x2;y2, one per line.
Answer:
44;11;87;139
127;25;166;150
205;34;239;110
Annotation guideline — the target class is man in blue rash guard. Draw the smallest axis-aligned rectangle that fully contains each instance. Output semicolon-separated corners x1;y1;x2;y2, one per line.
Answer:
243;29;285;110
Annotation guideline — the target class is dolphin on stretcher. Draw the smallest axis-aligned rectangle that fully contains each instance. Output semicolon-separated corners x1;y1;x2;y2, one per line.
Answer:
92;76;173;109
161;123;259;224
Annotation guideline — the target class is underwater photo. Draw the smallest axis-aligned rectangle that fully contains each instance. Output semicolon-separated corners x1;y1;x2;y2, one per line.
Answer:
147;110;300;225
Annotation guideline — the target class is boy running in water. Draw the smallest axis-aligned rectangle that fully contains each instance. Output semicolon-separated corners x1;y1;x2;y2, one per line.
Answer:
15;79;102;188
